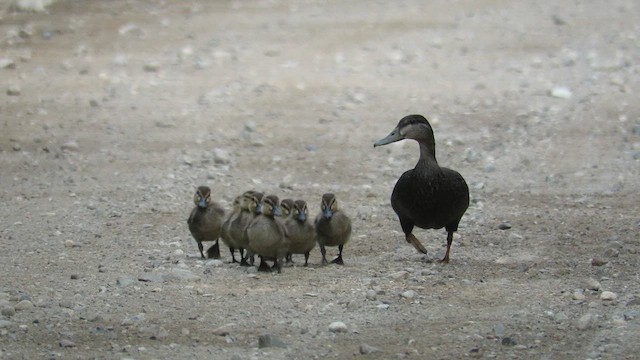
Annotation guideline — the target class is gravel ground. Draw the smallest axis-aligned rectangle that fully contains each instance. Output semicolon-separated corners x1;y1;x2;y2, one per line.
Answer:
1;1;639;359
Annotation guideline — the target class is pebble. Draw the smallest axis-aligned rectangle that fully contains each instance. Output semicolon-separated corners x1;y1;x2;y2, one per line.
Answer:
59;339;76;348
365;290;377;301
497;223;512;230
600;291;617;301
591;257;607;266
116;277;136;287
1;306;15;317
7;86;21;96
205;259;224;267
61;141;80;152
576;313;596;330
258;334;287;348
0;320;11;328
585;278;601;291
573;291;586;301
328;321;348;333
359;343;382;355
212;148;230;164
401;290;416;299
14;299;33;311
501;337;517;346
0;58;15;69
143;63;160;72
389;271;410;280
550;86;572;99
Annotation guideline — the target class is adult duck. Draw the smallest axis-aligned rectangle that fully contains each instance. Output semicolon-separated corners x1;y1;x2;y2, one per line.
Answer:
374;114;469;263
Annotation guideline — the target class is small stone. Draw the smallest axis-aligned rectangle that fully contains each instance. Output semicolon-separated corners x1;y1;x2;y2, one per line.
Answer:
591;258;607;266
173;249;184;256
498;223;512;230
576;313;596;330
59;339;76;348
14;300;34;311
573;291;586;301
205;259;224;267
1;306;16;317
143;63;160;72
258;334;287;348
116;277;135;287
604;248;619;258
70;274;79;280
359;343;382;355
600;291;617;301
389;271;410;280
212;148;230;164
493;323;506;337
550;87;572;99
0;58;16;69
365;290;377;301
626;298;640;306
328;321;348;333
61;141;80;152
401;290;416;299
0;320;12;328
7;86;21;96
585;278;601;291
212;323;234;336
501;337;517;346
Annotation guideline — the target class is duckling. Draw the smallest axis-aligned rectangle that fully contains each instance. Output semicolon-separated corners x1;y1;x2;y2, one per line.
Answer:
220;195;242;263
284;200;316;266
314;193;352;265
374;114;469;263
187;186;225;259
245;194;289;273
280;198;295;218
226;191;262;266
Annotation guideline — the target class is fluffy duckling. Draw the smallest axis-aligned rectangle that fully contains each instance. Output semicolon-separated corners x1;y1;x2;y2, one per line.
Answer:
245;194;289;273
220;195;242;263
284;200;316;266
314;193;352;265
374;114;469;263
225;191;262;266
187;186;225;259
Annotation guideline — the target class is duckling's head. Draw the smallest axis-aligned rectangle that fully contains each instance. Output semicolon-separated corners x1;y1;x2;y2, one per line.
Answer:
320;193;338;219
193;186;211;209
240;191;260;210
373;114;435;147
280;198;295;217
293;199;308;222
246;192;265;214
262;195;282;217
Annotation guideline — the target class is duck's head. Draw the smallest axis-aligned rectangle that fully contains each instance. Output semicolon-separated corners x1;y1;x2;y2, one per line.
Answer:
245;191;264;214
374;114;435;147
280;198;295;218
293;199;308;222
320;193;338;219
262;194;282;217
193;186;211;209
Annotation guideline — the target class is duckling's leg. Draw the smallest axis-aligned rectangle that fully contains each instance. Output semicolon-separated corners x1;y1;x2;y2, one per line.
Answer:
273;258;283;274
319;244;329;266
206;240;221;259
257;257;272;272
330;244;344;265
240;249;251;267
197;241;206;259
439;231;454;264
303;252;310;267
285;252;294;265
229;247;237;263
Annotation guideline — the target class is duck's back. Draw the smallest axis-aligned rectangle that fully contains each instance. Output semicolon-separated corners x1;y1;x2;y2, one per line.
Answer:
392;166;469;231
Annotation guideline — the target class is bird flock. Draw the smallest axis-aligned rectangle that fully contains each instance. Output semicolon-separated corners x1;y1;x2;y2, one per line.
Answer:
188;188;352;273
188;114;470;271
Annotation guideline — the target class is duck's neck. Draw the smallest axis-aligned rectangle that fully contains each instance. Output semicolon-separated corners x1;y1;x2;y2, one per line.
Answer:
417;142;439;168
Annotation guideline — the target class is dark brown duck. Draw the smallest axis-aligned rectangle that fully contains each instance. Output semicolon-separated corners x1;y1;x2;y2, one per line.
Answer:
374;114;469;263
187;186;225;259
